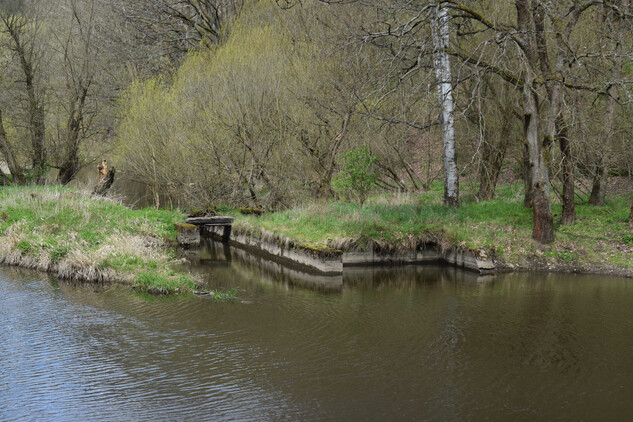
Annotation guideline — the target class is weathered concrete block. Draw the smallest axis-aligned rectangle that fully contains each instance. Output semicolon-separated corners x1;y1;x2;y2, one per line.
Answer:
232;233;344;274
175;223;200;247
204;224;232;242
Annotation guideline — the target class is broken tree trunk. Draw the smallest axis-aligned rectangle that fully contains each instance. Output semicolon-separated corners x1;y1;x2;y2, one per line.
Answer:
92;167;115;196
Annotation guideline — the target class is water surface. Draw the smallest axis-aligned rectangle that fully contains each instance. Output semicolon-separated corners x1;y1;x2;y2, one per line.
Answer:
2;242;633;421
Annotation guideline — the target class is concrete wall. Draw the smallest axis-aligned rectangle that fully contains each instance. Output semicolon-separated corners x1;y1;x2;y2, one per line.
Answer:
220;227;496;276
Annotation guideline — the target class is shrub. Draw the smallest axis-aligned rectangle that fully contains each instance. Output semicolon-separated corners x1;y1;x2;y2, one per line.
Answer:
332;145;378;205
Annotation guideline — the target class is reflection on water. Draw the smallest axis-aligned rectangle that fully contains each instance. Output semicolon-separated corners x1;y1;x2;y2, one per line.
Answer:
189;239;345;293
2;242;633;421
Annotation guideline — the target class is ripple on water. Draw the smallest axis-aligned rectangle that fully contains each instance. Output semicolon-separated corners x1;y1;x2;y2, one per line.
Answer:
3;263;633;421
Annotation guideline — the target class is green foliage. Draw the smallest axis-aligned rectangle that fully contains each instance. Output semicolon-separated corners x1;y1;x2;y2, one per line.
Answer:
103;255;142;271
115;6;307;210
49;246;69;263
113;2;423;211
332;146;378;205
16;240;32;254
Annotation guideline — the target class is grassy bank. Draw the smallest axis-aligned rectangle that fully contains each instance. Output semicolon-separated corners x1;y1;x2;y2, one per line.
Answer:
0;185;200;294
231;184;633;276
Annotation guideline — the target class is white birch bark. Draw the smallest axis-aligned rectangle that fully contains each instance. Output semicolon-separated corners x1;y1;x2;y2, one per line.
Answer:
432;2;458;206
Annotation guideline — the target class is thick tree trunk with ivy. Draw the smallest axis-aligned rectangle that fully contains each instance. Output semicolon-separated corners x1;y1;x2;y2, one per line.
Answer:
588;166;607;206
432;2;458;207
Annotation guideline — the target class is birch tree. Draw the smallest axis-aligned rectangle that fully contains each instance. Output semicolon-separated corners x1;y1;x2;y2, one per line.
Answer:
432;1;458;206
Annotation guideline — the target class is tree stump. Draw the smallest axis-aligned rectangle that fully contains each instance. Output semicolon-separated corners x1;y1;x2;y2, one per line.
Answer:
92;167;116;196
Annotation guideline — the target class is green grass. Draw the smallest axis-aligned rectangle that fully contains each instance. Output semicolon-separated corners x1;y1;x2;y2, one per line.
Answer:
206;288;238;301
231;182;633;272
0;185;200;295
133;272;198;295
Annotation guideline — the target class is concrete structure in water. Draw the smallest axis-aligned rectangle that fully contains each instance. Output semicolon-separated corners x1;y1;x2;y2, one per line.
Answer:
177;216;234;247
174;223;200;247
177;216;495;276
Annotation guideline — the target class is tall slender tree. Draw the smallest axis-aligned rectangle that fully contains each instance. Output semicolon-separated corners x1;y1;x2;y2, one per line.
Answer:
432;1;458;206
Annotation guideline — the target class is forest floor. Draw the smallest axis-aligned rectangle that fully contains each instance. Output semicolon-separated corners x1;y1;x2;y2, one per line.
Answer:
230;183;633;277
0;185;208;295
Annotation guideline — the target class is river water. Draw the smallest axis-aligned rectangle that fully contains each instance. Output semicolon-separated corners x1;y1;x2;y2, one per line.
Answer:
2;240;633;421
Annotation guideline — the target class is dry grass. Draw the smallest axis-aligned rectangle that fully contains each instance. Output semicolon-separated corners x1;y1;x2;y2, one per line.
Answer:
0;185;199;294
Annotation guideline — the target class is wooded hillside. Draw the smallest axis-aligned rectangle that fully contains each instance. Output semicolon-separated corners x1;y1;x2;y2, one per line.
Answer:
2;0;633;243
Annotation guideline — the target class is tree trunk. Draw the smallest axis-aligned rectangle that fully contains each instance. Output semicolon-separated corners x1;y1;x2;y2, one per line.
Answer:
588;165;607;206
319;109;352;199
589;4;623;206
477;142;500;201
57;105;83;185
30;105;47;184
524;86;554;243
18;39;47;184
0;110;26;185
558;119;575;225
4;18;47;184
432;2;458;207
515;0;555;242
57;154;80;185
523;129;533;208
533;181;554;242
0;169;9;185
588;70;616;206
477;118;510;201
